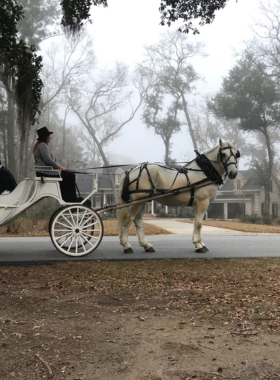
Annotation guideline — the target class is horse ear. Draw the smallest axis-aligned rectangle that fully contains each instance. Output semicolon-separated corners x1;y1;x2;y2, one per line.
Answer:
232;140;236;146
219;138;223;146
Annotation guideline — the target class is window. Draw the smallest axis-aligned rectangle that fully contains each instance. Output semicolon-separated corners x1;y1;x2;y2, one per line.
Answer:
107;195;115;204
116;174;123;184
95;197;101;208
272;203;278;216
261;202;265;215
236;180;241;190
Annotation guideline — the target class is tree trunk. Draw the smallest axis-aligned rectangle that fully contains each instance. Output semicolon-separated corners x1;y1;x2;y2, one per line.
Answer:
181;93;198;151
18;137;25;180
263;129;273;215
61;108;68;165
3;125;8;165
7;89;16;178
23;128;31;178
164;139;170;165
91;131;118;202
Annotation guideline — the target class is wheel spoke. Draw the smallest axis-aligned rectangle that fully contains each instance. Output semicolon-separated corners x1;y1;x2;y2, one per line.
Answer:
81;214;97;227
62;214;73;227
55;231;73;241
78;235;87;252
67;235;75;252
54;229;72;232
80;233;96;246
81;231;99;240
55;220;73;229
76;208;79;225
59;233;74;248
78;210;87;226
84;221;99;228
69;209;76;226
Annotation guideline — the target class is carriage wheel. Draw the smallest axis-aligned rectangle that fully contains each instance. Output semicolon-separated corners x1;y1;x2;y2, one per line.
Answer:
50;205;103;257
49;206;93;251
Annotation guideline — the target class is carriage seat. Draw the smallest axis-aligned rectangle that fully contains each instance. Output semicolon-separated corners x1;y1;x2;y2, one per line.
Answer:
34;166;62;182
0;179;34;207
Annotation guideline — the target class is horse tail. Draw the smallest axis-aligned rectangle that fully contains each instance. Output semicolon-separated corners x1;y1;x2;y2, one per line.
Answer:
117;174;128;236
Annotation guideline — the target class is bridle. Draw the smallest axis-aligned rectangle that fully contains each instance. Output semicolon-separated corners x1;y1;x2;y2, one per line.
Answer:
217;143;241;177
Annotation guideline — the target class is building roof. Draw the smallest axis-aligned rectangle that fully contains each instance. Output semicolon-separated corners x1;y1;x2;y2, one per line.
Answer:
76;165;135;192
220;169;261;191
216;194;253;200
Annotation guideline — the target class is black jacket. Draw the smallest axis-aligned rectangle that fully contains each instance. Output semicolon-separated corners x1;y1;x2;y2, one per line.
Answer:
0;166;17;194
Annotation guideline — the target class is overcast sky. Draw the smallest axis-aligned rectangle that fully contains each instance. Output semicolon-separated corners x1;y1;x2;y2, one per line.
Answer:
76;0;261;165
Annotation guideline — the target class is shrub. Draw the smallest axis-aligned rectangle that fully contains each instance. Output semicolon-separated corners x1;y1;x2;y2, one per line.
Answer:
236;213;247;223
99;211;116;220
155;212;169;218
262;214;272;225
209;213;224;220
6;218;29;234
244;214;262;224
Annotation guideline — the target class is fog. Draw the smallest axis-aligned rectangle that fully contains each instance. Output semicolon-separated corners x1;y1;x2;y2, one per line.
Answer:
38;0;266;169
84;0;260;167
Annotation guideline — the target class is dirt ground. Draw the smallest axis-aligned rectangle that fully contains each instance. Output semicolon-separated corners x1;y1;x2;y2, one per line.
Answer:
0;219;171;238
2;217;280;238
1;259;280;380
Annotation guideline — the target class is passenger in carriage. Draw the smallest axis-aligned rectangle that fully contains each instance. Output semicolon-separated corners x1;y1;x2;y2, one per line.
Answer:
33;126;78;203
0;160;17;195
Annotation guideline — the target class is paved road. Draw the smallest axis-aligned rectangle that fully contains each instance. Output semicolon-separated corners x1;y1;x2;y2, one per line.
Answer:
0;233;279;265
0;219;279;265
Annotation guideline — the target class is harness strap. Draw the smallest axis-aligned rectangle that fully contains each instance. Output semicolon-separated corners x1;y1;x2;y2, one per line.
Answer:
188;187;195;207
121;155;223;203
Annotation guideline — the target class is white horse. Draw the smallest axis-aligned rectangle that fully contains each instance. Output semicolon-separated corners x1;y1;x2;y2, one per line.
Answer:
117;139;240;254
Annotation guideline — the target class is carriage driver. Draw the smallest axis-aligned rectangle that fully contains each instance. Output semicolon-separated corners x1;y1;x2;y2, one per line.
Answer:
0;160;17;195
33;126;77;203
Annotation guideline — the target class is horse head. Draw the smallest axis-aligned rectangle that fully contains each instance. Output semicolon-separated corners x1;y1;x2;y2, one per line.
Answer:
218;139;240;179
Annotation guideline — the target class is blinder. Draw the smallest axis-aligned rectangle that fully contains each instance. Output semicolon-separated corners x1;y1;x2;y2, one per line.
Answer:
217;144;241;177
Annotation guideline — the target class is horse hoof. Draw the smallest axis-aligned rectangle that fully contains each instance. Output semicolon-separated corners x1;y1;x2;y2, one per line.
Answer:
145;247;155;253
203;246;209;252
195;248;207;253
124;248;134;254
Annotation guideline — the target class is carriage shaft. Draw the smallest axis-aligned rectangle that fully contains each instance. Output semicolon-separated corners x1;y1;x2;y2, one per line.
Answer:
96;179;215;213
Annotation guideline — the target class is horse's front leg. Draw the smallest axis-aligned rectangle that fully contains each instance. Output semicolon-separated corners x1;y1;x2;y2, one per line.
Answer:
192;199;210;253
133;204;155;252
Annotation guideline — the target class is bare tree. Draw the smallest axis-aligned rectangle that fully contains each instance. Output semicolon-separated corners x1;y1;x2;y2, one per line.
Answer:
191;99;248;153
137;30;205;156
16;33;96;176
67;62;143;200
40;32;95;113
248;1;280;79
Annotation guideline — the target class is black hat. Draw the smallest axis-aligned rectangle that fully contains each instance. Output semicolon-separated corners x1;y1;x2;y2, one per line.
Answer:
36;126;53;140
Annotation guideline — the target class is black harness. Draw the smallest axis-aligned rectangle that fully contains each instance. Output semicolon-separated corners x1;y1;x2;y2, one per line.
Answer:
121;145;240;206
218;144;240;177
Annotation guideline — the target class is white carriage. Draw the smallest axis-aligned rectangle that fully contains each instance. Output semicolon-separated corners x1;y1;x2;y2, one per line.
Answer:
0;167;104;257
